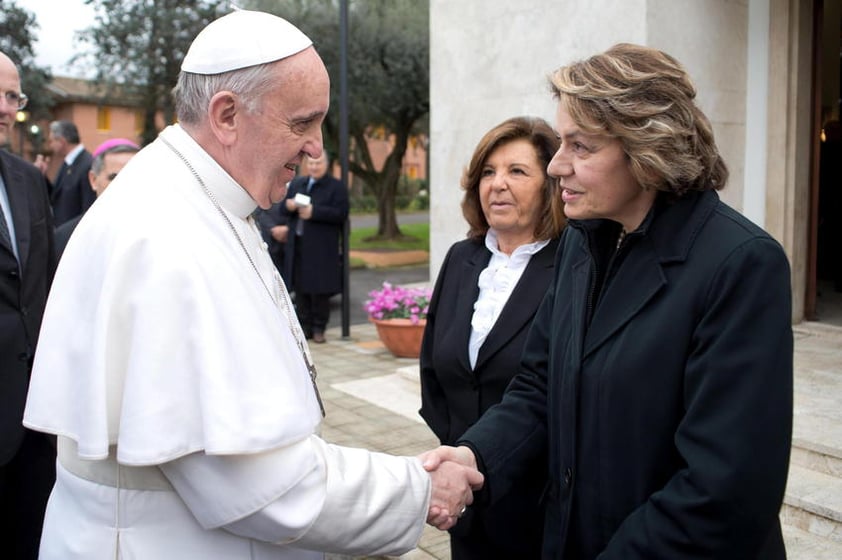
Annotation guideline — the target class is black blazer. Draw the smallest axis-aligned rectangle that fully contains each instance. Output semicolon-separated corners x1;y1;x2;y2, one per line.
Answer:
281;174;349;294
51;149;94;227
0;150;56;464
254;202;288;283
54;214;82;261
419;236;559;557
460;191;792;559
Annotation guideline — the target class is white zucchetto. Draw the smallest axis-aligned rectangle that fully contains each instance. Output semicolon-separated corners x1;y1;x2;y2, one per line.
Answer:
181;9;313;75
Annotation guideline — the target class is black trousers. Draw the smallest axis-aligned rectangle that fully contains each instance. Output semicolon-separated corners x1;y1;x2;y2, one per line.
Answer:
292;236;332;335
295;292;331;335
0;429;56;559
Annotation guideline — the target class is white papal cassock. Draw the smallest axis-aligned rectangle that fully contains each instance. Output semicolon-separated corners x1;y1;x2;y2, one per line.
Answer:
23;124;430;559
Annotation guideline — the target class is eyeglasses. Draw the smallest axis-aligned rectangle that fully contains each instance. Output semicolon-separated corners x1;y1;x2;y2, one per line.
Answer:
1;91;28;110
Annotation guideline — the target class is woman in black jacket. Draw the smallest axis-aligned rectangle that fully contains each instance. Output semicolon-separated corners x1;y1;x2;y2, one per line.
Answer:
427;44;792;559
420;116;565;559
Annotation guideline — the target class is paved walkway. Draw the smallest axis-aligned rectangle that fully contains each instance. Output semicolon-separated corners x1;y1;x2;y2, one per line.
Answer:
313;318;842;560
314;322;447;560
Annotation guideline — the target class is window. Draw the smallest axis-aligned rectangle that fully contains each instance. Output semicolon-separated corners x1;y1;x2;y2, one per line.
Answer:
96;106;111;131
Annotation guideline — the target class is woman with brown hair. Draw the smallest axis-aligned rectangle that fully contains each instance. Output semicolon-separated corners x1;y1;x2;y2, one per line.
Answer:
420;115;564;559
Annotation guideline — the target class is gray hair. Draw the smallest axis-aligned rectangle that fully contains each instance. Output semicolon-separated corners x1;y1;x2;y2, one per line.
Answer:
90;144;140;175
49;120;81;144
172;63;278;125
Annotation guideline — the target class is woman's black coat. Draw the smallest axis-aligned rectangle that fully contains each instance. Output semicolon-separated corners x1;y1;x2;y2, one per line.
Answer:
420;236;559;557
459;190;793;559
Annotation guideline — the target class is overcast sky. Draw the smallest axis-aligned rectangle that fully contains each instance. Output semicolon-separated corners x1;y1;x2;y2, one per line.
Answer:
18;0;95;77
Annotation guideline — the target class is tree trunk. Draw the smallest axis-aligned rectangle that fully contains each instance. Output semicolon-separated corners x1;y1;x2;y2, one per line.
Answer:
374;128;410;238
377;189;401;238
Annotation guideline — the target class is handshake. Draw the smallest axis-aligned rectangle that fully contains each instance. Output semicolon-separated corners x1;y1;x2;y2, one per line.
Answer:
418;445;484;531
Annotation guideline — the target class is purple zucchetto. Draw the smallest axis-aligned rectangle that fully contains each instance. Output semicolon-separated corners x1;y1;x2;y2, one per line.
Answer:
92;138;140;158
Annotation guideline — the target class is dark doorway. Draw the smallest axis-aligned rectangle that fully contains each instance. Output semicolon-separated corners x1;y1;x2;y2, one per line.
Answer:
811;0;842;326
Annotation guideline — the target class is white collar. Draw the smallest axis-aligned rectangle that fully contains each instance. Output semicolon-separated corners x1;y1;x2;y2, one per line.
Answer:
64;144;85;165
484;228;550;262
158;124;257;220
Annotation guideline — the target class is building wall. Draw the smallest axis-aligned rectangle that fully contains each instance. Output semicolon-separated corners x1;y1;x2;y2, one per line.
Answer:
764;0;814;321
429;0;755;280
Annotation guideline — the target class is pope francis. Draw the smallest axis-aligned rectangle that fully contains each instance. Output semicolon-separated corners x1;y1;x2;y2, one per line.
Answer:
23;9;480;559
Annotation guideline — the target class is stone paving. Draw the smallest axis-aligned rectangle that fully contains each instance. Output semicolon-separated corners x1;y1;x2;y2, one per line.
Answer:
314;323;448;560
314;320;842;560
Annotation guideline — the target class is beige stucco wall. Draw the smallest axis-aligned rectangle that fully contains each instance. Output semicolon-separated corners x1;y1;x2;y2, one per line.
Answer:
765;0;814;321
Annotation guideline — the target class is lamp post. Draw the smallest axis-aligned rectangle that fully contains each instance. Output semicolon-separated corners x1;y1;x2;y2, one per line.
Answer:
15;110;29;157
339;0;350;338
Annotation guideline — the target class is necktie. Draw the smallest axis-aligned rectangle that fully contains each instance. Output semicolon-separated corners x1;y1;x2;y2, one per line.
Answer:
0;206;12;254
54;161;68;190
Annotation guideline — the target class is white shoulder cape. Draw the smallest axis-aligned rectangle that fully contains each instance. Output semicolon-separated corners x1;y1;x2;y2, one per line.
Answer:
24;125;322;465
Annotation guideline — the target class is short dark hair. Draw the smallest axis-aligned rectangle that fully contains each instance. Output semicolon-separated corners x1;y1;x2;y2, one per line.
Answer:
461;116;564;241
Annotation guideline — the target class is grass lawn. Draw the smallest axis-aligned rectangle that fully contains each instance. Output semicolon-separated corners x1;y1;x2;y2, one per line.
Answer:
349;222;429;252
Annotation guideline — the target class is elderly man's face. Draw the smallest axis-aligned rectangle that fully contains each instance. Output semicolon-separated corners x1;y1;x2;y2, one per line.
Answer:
0;53;21;147
236;47;330;209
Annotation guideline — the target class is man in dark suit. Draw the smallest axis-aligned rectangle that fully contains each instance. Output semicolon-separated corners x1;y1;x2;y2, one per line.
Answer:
254;201;289;286
46;119;95;227
281;152;348;343
0;50;57;560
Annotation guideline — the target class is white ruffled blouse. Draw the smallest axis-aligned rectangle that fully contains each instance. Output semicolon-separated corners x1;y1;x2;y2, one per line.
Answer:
468;229;550;369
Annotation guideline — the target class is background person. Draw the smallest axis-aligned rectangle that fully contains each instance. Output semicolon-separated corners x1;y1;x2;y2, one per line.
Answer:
425;43;793;559
54;138;140;259
45;119;95;226
255;200;290;286
419;115;564;560
0;50;57;560
282;151;348;343
23;10;479;559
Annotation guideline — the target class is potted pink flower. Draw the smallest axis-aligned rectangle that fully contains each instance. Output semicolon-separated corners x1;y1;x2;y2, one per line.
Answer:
363;282;432;357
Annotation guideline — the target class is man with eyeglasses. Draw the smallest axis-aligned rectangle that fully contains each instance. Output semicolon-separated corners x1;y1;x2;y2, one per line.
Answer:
54;138;139;259
1;90;27;112
0;50;57;560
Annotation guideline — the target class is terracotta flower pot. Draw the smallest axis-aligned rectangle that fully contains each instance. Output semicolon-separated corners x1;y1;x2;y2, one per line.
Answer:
370;317;427;358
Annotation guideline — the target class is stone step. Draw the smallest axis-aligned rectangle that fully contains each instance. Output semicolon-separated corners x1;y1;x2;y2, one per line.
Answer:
791;414;842;478
783;523;842;559
782;464;842;543
783;324;842;554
